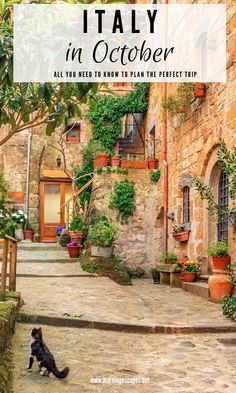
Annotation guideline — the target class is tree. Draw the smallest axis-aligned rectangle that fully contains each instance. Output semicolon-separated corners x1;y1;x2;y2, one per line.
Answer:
0;0;100;146
193;139;236;230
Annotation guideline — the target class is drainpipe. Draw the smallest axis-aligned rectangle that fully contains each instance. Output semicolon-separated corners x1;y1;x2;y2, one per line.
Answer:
25;133;32;216
162;0;168;253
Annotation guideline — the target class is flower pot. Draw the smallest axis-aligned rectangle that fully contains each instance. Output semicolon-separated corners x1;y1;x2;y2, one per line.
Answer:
91;245;112;258
121;160;148;169
172;231;190;242
152;271;160;284
67;136;80;143
93;153;109;169
111;156;120;168
15;228;24;241
211;256;231;274
67;244;81;258
180;272;196;282
69;231;83;244
23;229;34;241
194;83;205;98
208;274;233;303
165;258;175;264
148;158;158;170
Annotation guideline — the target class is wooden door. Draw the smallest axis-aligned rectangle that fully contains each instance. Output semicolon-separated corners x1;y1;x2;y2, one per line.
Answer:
39;181;72;242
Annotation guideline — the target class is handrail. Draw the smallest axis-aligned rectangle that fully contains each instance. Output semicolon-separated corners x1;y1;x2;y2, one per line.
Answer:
0;237;17;300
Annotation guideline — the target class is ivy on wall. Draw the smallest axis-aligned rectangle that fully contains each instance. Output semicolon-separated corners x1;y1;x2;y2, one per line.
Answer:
109;179;135;224
88;83;149;154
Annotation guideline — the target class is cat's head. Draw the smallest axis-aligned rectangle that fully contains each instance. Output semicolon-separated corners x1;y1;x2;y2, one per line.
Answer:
31;327;42;340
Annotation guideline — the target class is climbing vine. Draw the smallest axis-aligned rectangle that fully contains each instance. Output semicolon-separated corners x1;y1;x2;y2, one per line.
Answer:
88;83;149;154
109;179;135;224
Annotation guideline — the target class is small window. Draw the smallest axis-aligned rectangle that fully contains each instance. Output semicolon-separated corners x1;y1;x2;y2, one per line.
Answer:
183;186;190;223
66;124;80;143
218;171;229;242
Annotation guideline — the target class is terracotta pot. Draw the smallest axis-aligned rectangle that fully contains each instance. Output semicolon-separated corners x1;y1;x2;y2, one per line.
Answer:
148;158;158;170
180;272;196;282
172;231;190;242
194;83;205;98
208;274;233;303
111;156;120;168
23;230;34;241
211;256;231;274
69;231;83;245
93;153;109;169
67;136;80;143
67;245;80;258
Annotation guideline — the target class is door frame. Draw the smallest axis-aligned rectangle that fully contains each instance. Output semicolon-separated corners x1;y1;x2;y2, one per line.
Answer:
39;179;72;242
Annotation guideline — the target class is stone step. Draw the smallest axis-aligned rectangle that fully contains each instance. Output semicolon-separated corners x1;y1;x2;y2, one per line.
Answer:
18;242;63;251
182;281;211;300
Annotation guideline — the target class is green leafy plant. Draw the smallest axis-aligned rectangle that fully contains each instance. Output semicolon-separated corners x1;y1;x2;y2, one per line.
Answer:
161;83;194;119
69;215;86;232
207;240;229;257
159;252;177;263
0;172;17;237
151;168;161;182
222;296;236;319
24;219;33;231
88;219;118;247
193;139;236;230
109;179;135;224
175;259;200;272
172;224;185;233
59;229;71;246
88;83;149;154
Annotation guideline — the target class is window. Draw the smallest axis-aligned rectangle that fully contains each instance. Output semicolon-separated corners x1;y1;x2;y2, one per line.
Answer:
183;186;190;223
218;171;229;242
66;124;80;143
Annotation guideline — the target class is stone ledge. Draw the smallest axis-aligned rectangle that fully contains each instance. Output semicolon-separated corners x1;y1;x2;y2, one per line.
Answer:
17;312;236;335
182;281;211;300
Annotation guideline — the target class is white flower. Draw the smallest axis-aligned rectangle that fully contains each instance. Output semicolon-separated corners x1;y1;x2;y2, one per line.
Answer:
18;210;24;214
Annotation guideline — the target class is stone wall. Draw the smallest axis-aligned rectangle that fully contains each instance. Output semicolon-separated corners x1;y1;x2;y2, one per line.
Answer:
91;170;162;271
145;0;236;269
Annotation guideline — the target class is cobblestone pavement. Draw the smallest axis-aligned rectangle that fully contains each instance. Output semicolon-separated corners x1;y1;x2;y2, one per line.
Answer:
13;324;236;393
16;275;234;327
12;262;91;276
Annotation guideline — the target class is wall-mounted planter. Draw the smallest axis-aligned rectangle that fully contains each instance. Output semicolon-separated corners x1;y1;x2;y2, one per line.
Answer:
67;136;80;143
93;153;109;169
111;156;120;168
194;83;205;98
172;231;190;242
121;160;148;169
148;158;158;170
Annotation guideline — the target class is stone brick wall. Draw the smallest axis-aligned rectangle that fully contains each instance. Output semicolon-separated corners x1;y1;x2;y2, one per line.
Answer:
91;170;163;271
145;0;236;269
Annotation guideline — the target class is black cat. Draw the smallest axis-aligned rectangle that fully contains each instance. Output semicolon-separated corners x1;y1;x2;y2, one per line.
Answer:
27;327;69;379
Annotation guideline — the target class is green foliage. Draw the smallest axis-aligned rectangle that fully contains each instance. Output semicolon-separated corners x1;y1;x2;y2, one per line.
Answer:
0;1;99;145
207;240;229;257
24;219;33;231
59;229;71;246
172;224;185;233
193;139;236;229
0;172;17;237
161;83;194;119
88;83;149;154
69;215;86;232
96;166;128;175
159;252;177;263
88;219;118;247
109;179;135;224
151;168;161;182
222;296;236;319
80;254;132;286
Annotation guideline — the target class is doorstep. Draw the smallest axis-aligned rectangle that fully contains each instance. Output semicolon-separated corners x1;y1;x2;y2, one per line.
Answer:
182;281;211;300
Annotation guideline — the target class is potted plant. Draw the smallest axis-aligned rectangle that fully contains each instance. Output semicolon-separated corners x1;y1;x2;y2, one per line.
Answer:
151;268;160;284
194;83;205;98
176;259;200;282
172;225;190;242
12;209;27;240
59;229;71;246
67;242;81;258
88;218;118;258
69;215;86;244
23;219;34;241
159;252;177;264
111;156;120;168
207;241;231;273
56;225;66;242
207;241;233;303
148;157;158;170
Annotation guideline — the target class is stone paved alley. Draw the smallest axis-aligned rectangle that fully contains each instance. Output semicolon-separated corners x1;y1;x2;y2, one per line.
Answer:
9;245;236;392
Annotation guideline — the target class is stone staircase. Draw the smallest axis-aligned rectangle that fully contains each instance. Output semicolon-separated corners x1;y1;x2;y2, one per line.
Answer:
182;275;211;300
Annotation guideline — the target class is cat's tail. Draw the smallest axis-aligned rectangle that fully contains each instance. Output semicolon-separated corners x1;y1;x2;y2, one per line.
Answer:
52;366;70;379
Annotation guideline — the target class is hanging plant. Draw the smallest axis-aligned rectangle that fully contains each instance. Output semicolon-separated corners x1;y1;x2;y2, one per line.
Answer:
109;179;135;224
151;168;161;182
161;83;194;119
